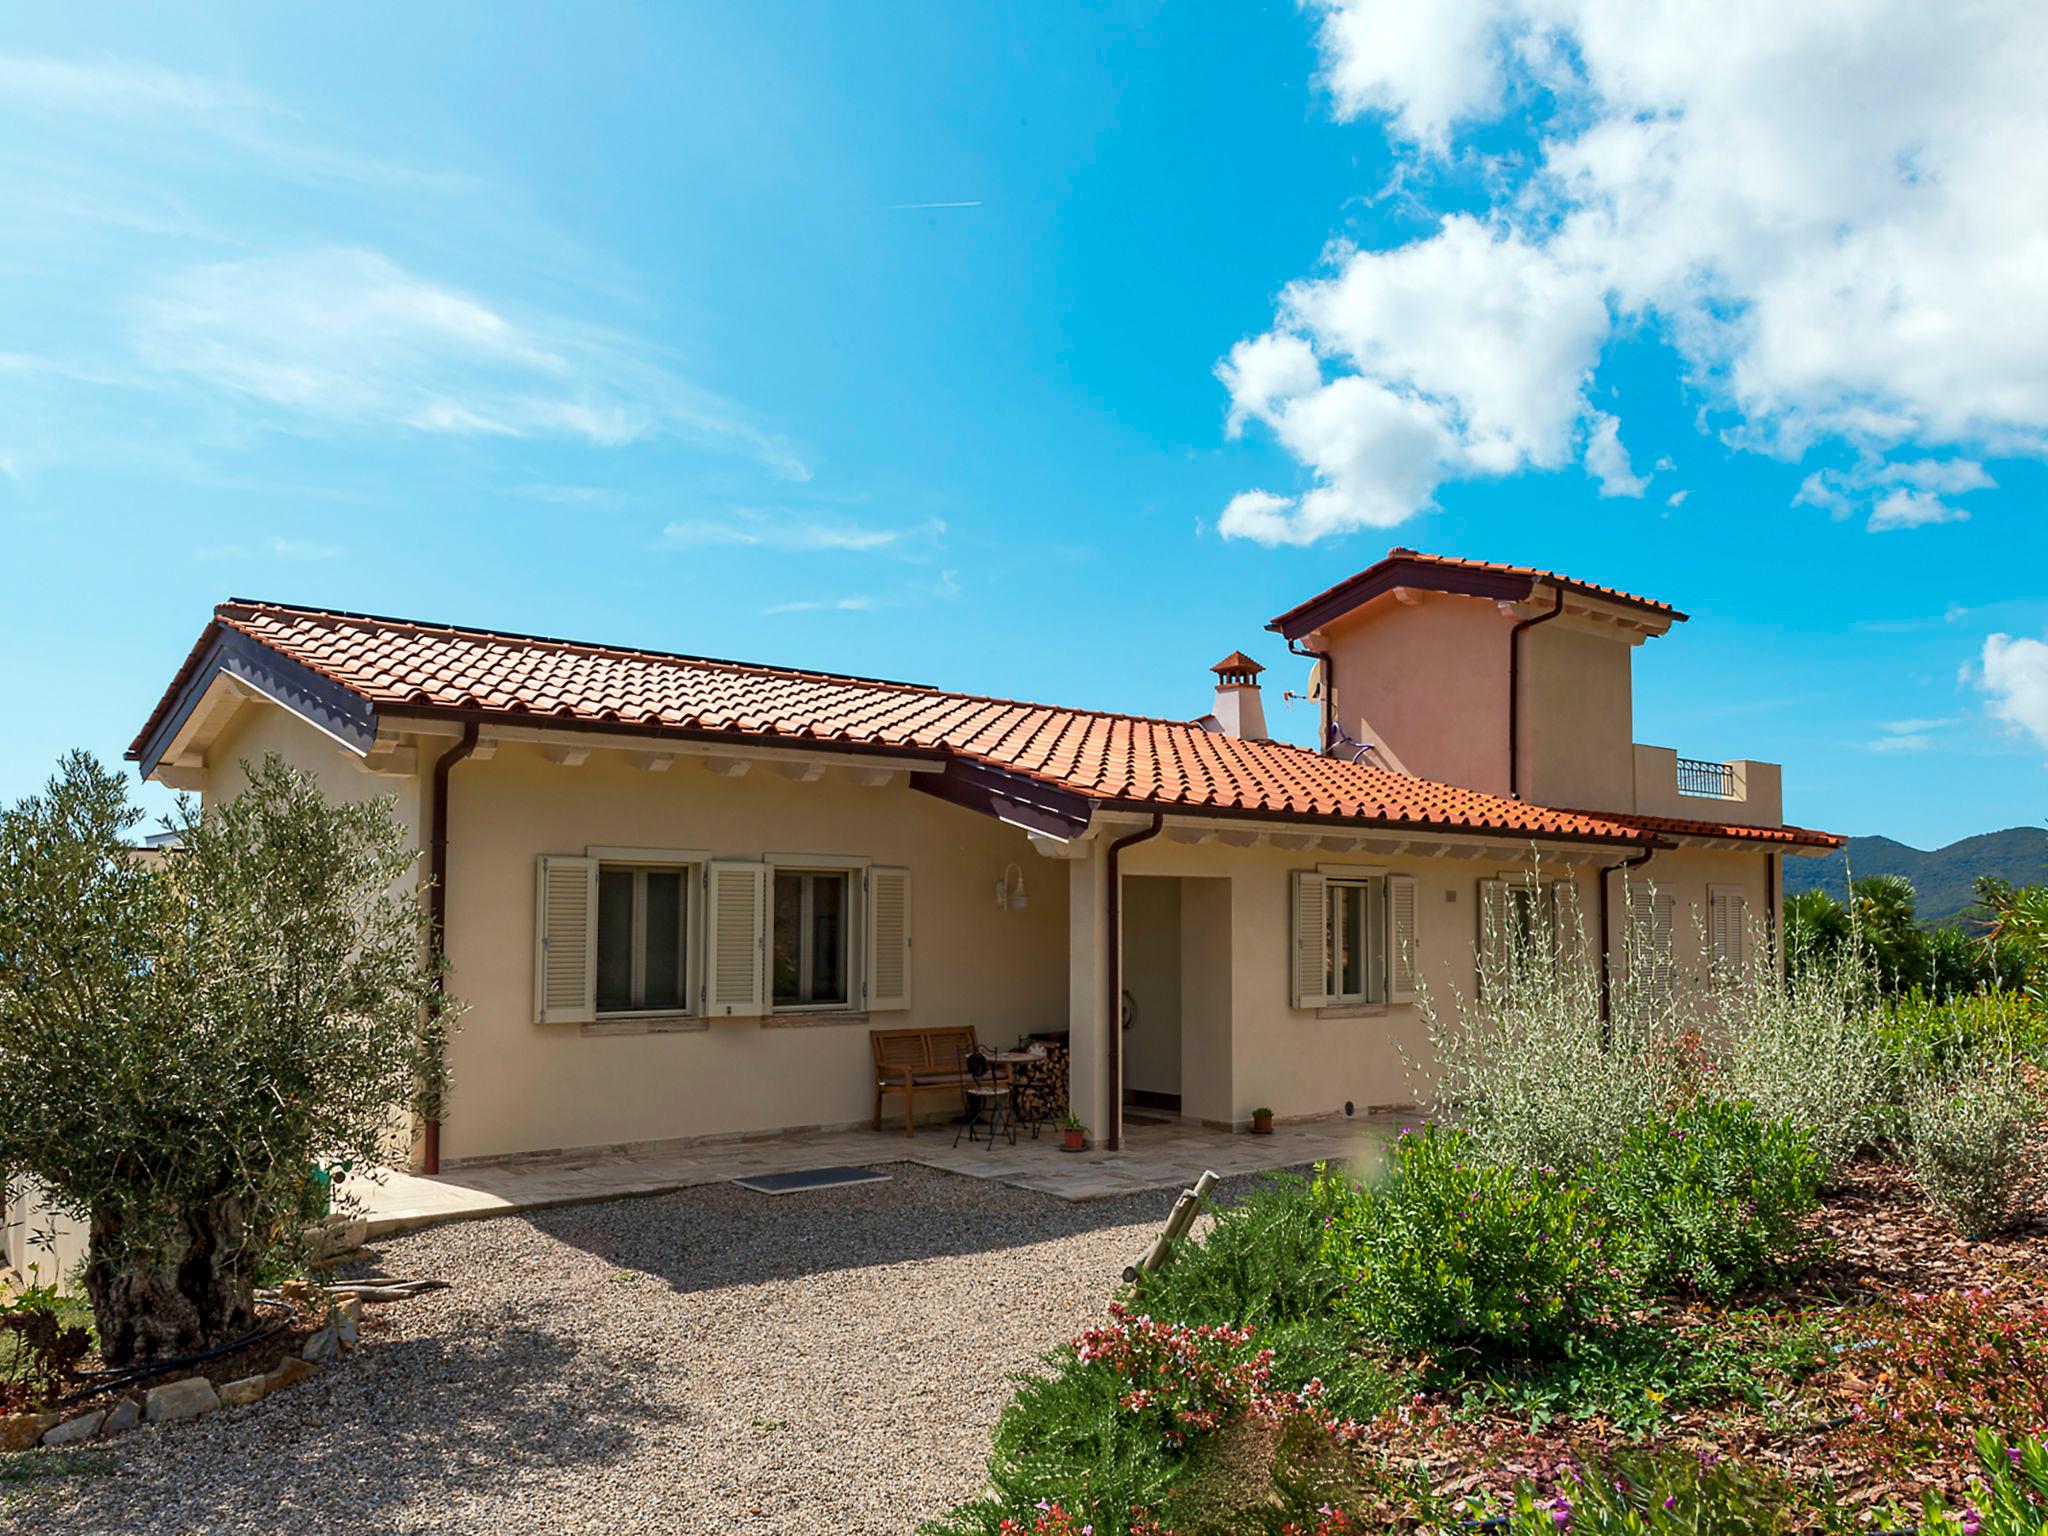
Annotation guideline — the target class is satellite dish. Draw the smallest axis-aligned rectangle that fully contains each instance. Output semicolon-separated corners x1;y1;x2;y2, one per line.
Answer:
1306;659;1326;701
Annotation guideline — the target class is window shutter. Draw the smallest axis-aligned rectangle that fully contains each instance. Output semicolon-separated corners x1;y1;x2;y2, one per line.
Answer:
1384;874;1419;1003
1477;878;1510;997
703;860;768;1017
1290;870;1329;1009
534;855;598;1024
1630;889;1678;1001
863;866;912;1012
1708;885;1744;977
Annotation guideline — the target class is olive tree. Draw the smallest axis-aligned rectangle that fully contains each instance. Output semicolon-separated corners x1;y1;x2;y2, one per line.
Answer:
0;751;452;1364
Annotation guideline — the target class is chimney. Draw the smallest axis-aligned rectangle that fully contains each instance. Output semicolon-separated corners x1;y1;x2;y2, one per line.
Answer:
1208;651;1268;740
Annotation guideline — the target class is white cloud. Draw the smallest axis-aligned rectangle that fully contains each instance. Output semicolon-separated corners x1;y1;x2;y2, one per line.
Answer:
1584;413;1648;498
1795;456;1993;529
661;510;945;553
1227;1;2048;540
1867;488;1968;532
132;248;807;475
1665;488;1689;508
1980;631;2048;754
1217;217;1606;541
195;536;347;562
1867;733;1932;754
763;595;877;615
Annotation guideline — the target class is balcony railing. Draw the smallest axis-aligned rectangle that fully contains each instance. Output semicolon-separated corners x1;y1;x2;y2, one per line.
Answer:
1675;756;1736;799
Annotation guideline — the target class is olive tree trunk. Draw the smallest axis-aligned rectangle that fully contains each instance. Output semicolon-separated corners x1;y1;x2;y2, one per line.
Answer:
84;1195;259;1366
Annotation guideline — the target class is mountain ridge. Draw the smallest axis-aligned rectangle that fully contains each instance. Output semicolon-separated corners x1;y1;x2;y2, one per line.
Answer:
1783;826;2046;927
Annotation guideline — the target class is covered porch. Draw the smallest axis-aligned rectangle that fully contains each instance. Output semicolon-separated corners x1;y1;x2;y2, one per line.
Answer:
361;1112;1397;1237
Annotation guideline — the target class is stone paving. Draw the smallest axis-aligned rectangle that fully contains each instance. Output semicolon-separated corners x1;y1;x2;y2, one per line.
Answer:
358;1111;1399;1236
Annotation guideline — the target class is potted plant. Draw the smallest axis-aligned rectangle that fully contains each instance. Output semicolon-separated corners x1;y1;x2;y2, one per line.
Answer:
1060;1114;1088;1153
1250;1107;1275;1135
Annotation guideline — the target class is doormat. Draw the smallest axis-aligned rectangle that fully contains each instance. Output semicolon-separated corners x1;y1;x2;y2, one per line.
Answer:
730;1166;892;1196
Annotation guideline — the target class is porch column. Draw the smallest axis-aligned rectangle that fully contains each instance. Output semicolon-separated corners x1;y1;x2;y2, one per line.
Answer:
1066;837;1116;1150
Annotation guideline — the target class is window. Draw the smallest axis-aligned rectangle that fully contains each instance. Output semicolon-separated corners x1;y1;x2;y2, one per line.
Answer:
1324;878;1385;1004
1290;869;1418;1010
595;865;691;1015
773;869;851;1008
1478;876;1579;996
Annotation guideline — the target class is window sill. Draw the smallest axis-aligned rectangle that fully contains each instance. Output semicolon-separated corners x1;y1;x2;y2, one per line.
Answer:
584;1015;708;1036
762;1009;871;1029
1316;1002;1389;1020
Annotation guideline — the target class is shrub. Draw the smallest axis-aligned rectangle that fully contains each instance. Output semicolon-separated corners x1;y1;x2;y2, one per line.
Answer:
1590;1101;1821;1299
1322;1126;1625;1360
1881;990;2048;1081
1421;875;1680;1172
923;1345;1181;1536
1711;938;1889;1176
1903;1067;2041;1238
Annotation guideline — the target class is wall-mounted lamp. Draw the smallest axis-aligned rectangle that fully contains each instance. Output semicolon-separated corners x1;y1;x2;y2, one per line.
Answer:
996;861;1029;911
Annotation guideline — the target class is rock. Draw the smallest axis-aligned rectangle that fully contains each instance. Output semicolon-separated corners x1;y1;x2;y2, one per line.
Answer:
218;1374;268;1408
303;1215;369;1262
145;1376;222;1423
41;1408;107;1447
301;1322;341;1363
1;1411;50;1451
102;1397;141;1435
264;1354;320;1393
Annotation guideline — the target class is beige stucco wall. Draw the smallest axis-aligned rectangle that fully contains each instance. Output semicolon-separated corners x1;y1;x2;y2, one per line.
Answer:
1314;593;1512;792
178;696;1796;1162
203;702;425;846
1521;621;1636;813
437;744;1070;1162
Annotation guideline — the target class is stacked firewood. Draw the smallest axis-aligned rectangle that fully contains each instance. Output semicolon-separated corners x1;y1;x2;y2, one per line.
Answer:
1010;1031;1070;1127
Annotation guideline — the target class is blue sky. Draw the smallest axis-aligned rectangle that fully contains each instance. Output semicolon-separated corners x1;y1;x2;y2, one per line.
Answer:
3;2;2045;850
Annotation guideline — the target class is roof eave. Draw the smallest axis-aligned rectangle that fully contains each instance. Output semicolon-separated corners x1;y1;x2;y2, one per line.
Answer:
1267;557;1687;640
128;624;380;781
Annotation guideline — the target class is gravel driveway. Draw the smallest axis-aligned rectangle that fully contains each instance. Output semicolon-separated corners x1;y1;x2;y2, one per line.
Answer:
24;1163;1300;1536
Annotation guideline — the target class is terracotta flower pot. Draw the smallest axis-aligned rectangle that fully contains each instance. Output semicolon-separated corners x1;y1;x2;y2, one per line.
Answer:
1062;1129;1087;1153
1250;1113;1274;1135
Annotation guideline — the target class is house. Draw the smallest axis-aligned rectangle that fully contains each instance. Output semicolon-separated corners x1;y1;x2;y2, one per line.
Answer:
126;548;1841;1169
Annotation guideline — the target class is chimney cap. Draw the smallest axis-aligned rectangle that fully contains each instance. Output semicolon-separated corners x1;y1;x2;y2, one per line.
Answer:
1210;650;1265;683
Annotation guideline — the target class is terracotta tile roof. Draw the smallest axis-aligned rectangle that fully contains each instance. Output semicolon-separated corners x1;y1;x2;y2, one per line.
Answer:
1268;546;1686;637
1598;811;1843;851
133;600;1833;850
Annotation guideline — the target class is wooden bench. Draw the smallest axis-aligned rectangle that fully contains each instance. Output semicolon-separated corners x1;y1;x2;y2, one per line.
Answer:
871;1025;978;1136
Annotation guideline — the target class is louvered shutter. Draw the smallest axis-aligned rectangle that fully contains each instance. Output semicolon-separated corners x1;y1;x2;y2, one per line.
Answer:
1708;885;1744;977
1477;878;1510;997
704;861;768;1017
1384;874;1420;1003
534;856;598;1023
1629;890;1678;1001
1290;870;1329;1009
863;866;912;1011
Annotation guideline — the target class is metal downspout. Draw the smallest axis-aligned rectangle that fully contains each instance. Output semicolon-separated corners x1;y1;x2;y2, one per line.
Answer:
1507;585;1567;798
423;721;480;1174
1765;849;1780;978
1285;636;1334;755
1105;813;1164;1152
1599;844;1659;1027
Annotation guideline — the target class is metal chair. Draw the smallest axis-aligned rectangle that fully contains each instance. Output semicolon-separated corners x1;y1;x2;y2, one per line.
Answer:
953;1048;1016;1149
